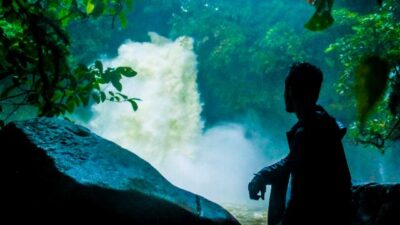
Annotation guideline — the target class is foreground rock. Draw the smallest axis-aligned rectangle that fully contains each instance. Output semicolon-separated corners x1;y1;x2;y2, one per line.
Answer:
2;118;240;225
352;183;400;225
225;183;400;225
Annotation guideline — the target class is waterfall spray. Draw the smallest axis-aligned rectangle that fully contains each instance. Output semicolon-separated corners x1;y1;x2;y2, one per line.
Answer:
84;33;271;206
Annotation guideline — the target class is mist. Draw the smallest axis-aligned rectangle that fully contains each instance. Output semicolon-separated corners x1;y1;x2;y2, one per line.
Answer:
78;33;279;208
76;31;399;210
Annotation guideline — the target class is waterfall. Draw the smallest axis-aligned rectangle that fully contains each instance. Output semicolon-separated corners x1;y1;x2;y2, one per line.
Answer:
84;33;271;206
88;32;203;164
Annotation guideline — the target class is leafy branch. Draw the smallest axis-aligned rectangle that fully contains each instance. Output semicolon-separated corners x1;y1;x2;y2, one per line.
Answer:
0;0;138;128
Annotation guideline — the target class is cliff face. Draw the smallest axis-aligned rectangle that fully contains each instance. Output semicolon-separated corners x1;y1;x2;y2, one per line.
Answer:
2;118;240;225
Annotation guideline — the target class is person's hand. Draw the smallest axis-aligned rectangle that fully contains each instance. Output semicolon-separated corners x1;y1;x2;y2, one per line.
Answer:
248;174;266;200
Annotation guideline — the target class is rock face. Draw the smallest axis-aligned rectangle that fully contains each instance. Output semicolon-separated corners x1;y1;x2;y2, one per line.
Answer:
352;183;400;225
2;118;240;225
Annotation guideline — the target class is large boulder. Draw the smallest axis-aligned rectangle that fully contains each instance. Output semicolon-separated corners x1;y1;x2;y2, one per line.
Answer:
352;183;400;225
2;118;240;225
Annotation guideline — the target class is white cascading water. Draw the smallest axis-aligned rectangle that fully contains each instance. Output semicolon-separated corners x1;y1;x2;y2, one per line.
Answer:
88;32;202;164
85;33;272;207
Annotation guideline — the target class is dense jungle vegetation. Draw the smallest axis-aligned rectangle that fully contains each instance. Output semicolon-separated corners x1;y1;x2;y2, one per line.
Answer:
1;0;399;153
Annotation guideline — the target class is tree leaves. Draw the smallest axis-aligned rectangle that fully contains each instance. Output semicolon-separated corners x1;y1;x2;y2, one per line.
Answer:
305;0;384;32
0;0;139;124
104;91;139;111
92;92;101;104
326;1;400;150
355;55;390;123
100;91;106;102
305;0;335;31
111;79;123;91
116;67;137;77
94;60;103;73
128;99;138;111
86;0;96;14
100;65;137;91
91;0;106;19
119;12;128;28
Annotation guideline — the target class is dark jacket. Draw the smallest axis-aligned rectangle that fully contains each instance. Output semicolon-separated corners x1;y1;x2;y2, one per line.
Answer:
259;106;352;225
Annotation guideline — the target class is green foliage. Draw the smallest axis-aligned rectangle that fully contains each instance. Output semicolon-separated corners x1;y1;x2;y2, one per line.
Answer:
68;0;175;65
251;24;310;74
304;0;387;31
169;0;339;127
41;0;398;151
355;56;390;122
348;102;400;151
327;0;400;149
0;0;138;128
168;0;399;150
305;0;334;31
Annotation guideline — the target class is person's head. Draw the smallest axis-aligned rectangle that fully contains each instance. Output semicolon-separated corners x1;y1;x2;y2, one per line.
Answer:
285;62;323;113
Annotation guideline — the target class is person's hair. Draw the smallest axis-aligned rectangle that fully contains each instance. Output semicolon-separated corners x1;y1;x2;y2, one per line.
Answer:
286;62;323;104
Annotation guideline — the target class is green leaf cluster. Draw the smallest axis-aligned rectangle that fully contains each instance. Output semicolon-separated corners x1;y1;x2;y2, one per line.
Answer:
304;0;386;31
327;0;400;149
0;0;138;128
305;0;335;31
169;0;332;126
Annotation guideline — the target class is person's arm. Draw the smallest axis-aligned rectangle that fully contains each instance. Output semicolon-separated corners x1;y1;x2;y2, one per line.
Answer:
248;153;293;200
248;129;304;201
259;128;306;185
256;153;293;185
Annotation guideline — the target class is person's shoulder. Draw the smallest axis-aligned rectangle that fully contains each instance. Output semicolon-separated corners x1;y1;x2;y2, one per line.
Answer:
311;105;347;139
288;121;306;140
311;105;337;126
288;121;304;136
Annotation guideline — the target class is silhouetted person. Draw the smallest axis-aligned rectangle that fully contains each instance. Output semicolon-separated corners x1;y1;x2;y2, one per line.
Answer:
248;62;352;225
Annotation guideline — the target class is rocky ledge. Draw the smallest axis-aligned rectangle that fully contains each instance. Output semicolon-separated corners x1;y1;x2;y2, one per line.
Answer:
1;118;240;225
352;183;400;225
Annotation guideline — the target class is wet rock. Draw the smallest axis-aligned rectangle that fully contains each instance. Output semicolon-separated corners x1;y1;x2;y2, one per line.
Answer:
352;183;400;225
1;118;240;225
